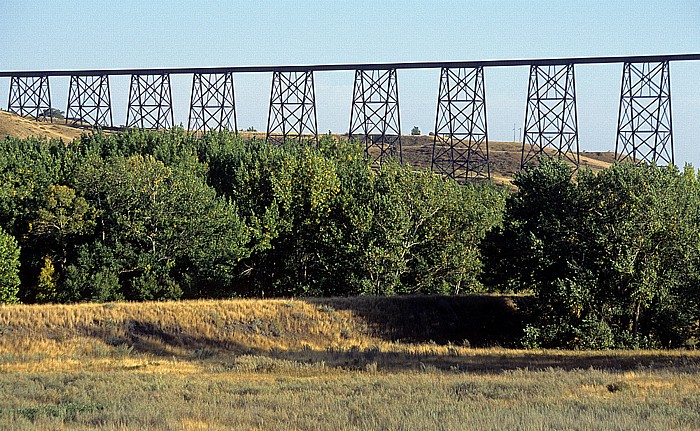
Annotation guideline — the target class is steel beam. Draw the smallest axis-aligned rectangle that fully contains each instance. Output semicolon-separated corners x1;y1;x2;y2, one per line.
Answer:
266;71;318;145
188;73;237;133
521;64;579;168
349;69;401;165
8;76;53;122
615;62;673;165
126;74;173;129
66;75;112;127
432;67;489;181
2;53;698;77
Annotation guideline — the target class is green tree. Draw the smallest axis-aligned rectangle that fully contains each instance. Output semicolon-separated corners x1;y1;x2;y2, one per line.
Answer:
0;227;20;303
31;185;97;273
411;126;421;135
72;153;249;301
487;158;700;348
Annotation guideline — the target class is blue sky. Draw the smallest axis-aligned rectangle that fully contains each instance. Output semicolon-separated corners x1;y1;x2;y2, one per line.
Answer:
1;1;699;164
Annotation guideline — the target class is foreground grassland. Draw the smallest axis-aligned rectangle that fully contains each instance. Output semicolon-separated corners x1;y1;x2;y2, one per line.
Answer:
0;297;699;430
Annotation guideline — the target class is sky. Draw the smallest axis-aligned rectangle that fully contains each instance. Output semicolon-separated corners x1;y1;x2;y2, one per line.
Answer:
1;1;699;165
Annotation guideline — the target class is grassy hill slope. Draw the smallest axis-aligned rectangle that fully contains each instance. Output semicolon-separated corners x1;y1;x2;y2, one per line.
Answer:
0;296;528;365
0;110;86;141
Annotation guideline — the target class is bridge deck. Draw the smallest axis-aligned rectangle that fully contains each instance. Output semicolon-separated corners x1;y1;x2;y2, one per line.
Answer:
1;53;699;77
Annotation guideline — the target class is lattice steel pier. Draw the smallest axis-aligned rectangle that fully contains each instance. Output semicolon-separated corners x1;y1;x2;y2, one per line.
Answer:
521;64;579;168
432;67;490;181
266;71;318;145
349;69;401;165
8;75;53;121
126;74;173;129
615;61;673;165
188;73;237;133
66;75;112;127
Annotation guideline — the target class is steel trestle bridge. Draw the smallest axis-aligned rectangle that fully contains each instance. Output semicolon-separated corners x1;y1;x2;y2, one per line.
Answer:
2;53;699;181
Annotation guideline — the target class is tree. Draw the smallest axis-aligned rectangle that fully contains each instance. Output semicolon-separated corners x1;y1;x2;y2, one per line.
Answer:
486;158;700;348
0;227;20;303
411;126;421;135
42;108;65;120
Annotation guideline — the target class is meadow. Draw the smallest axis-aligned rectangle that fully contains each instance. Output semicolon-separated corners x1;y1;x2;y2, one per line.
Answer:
0;297;698;430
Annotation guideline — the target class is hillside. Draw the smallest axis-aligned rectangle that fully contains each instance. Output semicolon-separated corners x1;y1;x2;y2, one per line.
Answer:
1;295;696;373
0;110;615;183
0;295;529;364
0;110;87;141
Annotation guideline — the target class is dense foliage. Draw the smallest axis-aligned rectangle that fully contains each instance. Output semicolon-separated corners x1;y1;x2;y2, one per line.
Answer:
0;130;505;303
4;130;698;349
485;158;700;349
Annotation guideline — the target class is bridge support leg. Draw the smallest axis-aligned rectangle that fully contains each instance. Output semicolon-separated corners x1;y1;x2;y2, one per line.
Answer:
188;73;237;133
431;67;489;182
521;64;579;168
266;71;318;145
615;61;673;165
66;75;113;127
8;76;53;122
349;69;401;165
126;74;174;129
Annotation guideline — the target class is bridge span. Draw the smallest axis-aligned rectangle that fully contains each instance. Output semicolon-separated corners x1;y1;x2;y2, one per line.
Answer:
2;53;699;182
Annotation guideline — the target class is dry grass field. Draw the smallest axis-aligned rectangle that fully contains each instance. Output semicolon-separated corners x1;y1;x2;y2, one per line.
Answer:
0;296;698;430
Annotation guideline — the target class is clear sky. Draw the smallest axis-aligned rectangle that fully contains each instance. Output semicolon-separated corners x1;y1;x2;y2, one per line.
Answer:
1;1;699;164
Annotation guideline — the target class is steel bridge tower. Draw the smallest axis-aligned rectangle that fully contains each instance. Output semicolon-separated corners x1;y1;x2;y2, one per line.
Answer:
266;71;318;145
521;64;579;168
349;69;401;165
615;61;673;165
431;67;490;181
126;74;174;129
8;76;53;121
66;75;113;127
188;72;237;133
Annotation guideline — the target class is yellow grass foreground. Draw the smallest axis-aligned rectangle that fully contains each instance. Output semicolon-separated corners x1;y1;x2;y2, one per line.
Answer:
0;297;699;430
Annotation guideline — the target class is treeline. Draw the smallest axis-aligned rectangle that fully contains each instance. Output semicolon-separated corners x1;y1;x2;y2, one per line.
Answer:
0;130;504;303
1;130;698;349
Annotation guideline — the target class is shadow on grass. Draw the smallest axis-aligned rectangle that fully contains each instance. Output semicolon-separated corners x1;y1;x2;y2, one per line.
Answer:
267;347;700;374
80;319;249;357
307;295;535;348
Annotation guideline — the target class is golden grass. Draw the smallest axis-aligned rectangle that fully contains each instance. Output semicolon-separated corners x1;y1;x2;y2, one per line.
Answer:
0;297;699;430
0;110;87;142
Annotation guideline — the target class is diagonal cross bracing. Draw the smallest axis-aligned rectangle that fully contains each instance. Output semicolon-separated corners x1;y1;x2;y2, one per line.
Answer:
615;62;673;165
8;76;53;122
188;73;237;133
126;74;174;129
349;69;401;165
521;64;579;168
66;75;112;127
431;67;490;182
266;71;318;145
